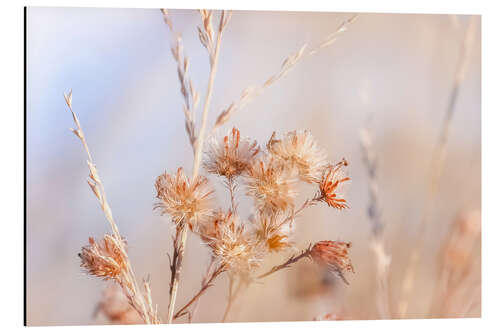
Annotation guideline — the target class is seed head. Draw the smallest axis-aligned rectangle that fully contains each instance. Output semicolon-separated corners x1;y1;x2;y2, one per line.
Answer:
252;211;292;252
204;127;260;179
79;235;127;280
245;156;297;213
267;130;328;183
200;210;264;273
310;240;354;284
155;167;213;228
319;159;350;209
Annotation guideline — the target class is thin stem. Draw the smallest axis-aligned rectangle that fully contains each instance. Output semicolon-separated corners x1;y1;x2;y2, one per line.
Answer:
397;16;477;318
188;257;217;322
166;224;188;323
192;13;224;179
222;275;243;322
258;246;312;279
227;176;238;213
165;11;229;324
173;263;226;320
360;127;392;319
213;14;359;130
64;93;154;324
277;195;323;230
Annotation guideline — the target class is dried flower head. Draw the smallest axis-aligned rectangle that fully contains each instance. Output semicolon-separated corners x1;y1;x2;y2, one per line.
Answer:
252;212;292;252
267;130;328;183
203;127;260;179
245;157;297;213
310;240;354;284
79;235;127;280
200;210;264;273
155;167;213;228
319;159;350;209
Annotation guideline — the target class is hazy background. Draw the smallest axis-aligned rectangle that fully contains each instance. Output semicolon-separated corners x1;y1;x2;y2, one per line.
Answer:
26;7;480;325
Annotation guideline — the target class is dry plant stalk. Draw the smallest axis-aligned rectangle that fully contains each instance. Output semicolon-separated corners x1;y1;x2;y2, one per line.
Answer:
161;9;232;324
360;128;392;319
64;91;160;324
430;211;481;317
398;16;478;318
212;14;359;132
161;9;199;150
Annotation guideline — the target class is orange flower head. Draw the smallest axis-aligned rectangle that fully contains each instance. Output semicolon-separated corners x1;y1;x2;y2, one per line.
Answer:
310;240;354;284
319;159;350;210
204;127;260;179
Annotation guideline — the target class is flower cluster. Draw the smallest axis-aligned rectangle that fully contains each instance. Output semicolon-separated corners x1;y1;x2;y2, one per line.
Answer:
155;127;352;278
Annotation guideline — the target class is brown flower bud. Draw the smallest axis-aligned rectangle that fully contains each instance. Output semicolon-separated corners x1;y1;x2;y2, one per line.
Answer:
79;235;127;280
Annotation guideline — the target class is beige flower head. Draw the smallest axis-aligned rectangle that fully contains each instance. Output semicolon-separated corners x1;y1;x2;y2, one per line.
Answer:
245;156;297;213
79;235;127;280
252;211;292;253
155;167;213;228
319;159;350;210
201;210;264;273
267;130;328;183
204;127;260;179
310;240;354;284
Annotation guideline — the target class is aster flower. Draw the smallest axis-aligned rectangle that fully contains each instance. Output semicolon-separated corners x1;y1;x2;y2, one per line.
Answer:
267;130;328;183
310;240;354;284
155;167;213;228
245;156;297;213
79;234;127;280
203;127;260;179
318;159;350;209
200;210;264;273
251;211;292;252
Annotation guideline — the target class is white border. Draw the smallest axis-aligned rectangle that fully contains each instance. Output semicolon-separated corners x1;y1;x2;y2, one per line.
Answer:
2;0;498;332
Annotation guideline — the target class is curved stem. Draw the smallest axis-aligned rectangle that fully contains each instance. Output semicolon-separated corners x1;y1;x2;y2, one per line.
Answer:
173;263;226;320
222;275;242;322
258;247;312;279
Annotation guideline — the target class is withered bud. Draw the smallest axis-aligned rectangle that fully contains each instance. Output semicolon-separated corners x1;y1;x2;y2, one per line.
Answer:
310;240;354;284
319;159;350;210
79;235;127;280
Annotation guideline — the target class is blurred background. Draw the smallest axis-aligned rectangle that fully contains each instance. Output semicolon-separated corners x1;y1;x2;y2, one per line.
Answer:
26;7;480;326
